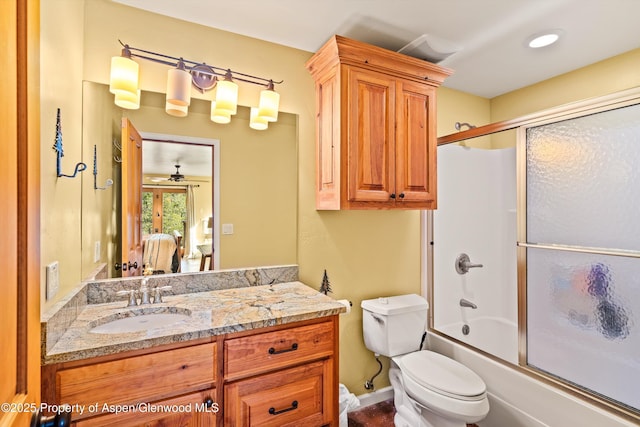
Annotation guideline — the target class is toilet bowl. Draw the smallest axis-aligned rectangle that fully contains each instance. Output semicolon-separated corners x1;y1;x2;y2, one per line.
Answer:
361;294;489;427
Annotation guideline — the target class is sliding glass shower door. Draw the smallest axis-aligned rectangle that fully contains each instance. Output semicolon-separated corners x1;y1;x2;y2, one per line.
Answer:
522;100;640;413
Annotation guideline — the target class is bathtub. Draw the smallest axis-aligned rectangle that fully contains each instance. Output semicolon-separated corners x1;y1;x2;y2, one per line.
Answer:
436;316;518;365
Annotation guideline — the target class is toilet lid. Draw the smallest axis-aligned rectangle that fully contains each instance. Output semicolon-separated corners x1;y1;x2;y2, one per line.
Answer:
399;351;486;399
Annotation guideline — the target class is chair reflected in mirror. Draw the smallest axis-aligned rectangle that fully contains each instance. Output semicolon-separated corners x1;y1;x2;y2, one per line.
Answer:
142;232;182;274
197;216;214;271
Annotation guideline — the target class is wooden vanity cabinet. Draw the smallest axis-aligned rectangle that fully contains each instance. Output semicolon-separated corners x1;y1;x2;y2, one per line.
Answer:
42;341;218;426
41;316;339;427
306;35;453;210
223;319;338;426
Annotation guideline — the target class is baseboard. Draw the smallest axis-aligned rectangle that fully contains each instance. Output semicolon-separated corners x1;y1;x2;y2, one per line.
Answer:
354;386;394;409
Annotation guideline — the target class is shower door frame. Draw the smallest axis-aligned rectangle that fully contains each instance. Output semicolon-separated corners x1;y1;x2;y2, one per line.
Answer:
427;86;640;423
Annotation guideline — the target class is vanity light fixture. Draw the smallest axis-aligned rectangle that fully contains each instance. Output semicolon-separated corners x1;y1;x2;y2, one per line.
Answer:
166;59;192;107
166;101;188;118
257;80;280;122
109;45;139;97
114;89;140;110
210;101;232;124
214;70;239;115
249;107;269;130
527;30;563;48
109;40;283;129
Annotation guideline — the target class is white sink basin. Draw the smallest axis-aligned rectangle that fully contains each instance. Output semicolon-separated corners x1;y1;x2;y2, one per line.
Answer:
90;312;190;334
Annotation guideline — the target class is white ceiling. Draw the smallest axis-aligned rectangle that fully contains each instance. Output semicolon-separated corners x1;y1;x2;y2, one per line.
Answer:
114;0;640;98
142;140;212;178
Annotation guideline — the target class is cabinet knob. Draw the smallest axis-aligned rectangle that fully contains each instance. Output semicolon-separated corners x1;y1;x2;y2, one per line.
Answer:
114;262;122;271
30;408;72;427
204;397;214;408
389;193;396;199
399;193;405;199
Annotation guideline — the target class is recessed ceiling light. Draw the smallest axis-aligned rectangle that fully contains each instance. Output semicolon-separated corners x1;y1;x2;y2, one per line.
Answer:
527;30;563;48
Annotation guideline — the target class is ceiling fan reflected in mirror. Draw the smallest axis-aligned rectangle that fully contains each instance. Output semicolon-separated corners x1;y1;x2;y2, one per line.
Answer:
148;163;209;184
169;164;185;182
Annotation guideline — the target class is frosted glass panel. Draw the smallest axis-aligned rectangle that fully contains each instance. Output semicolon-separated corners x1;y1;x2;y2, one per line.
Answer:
527;247;640;411
527;104;640;250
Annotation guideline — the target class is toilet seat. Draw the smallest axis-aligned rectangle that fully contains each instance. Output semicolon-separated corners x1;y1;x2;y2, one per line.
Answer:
395;351;487;401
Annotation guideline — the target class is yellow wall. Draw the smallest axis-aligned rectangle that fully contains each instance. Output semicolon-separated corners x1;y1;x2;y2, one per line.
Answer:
38;0;490;393
491;48;640;121
43;0;640;398
40;0;85;308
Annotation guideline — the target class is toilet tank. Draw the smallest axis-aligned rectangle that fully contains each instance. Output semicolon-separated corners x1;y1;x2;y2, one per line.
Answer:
361;294;428;357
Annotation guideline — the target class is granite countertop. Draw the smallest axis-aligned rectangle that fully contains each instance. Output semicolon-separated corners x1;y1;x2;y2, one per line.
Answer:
43;281;345;365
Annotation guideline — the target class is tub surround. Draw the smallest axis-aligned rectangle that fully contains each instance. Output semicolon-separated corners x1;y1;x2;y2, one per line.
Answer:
41;265;344;364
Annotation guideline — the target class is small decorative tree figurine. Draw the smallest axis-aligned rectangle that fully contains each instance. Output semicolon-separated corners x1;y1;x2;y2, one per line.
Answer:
319;269;332;295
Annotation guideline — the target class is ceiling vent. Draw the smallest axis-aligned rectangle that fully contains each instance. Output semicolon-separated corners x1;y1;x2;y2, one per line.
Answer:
397;34;461;63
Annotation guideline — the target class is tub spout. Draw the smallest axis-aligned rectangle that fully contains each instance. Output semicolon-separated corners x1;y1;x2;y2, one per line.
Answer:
460;298;478;309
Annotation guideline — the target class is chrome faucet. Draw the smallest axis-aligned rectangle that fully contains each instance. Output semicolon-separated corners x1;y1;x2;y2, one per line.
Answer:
460;298;478;309
117;289;138;307
152;286;172;303
139;279;151;305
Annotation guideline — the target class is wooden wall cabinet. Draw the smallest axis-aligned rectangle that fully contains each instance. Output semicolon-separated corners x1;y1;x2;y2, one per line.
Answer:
42;317;339;427
306;35;453;210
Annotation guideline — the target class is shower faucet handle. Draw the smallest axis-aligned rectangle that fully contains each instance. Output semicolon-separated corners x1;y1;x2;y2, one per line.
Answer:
455;253;483;275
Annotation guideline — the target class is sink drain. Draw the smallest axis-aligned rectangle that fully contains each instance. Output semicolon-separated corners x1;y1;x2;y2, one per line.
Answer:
462;324;470;335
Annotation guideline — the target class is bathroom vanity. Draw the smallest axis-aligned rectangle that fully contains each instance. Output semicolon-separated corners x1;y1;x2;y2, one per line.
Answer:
40;267;345;427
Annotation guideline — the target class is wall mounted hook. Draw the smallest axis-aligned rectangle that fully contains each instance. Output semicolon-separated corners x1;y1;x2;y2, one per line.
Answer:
93;145;113;190
52;108;87;178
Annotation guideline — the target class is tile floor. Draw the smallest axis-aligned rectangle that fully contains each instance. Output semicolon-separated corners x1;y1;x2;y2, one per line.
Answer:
347;398;479;426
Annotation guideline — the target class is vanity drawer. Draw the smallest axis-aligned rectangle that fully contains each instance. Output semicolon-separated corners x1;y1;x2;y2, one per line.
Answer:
57;343;215;420
224;321;334;380
225;360;327;427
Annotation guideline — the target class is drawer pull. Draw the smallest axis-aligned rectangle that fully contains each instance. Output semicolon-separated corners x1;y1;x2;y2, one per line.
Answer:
268;343;298;355
268;400;298;415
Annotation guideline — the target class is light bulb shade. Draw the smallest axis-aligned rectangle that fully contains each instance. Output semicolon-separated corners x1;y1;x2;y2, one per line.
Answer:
115;90;141;110
249;107;269;130
258;88;280;122
109;55;139;96
210;101;231;124
166;67;192;106
215;79;238;115
166;101;188;117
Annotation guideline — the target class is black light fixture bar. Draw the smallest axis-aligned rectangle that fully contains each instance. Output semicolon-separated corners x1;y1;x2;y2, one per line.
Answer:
118;40;283;88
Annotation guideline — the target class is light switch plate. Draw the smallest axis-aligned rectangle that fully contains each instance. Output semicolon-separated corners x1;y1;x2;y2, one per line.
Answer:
94;241;101;263
222;223;234;235
46;261;59;300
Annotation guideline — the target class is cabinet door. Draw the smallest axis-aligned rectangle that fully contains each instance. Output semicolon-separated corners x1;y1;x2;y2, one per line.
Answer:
346;67;396;204
73;389;218;427
395;79;437;207
314;64;341;210
225;361;330;427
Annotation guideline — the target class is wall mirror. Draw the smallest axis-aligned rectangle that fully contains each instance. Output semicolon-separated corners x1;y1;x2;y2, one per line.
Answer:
81;81;298;280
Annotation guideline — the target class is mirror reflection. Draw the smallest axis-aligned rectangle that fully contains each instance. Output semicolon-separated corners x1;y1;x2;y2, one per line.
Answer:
140;139;214;275
81;81;298;280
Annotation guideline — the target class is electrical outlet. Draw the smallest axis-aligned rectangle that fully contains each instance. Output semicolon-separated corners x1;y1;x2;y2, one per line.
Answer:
94;241;101;263
222;223;234;235
46;261;59;300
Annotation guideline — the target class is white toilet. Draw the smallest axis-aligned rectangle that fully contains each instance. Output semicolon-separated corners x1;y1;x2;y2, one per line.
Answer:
361;294;489;427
